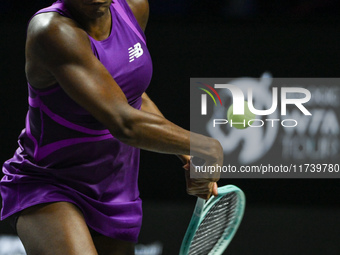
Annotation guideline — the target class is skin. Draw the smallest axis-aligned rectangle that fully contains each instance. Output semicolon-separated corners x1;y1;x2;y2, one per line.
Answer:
17;0;223;254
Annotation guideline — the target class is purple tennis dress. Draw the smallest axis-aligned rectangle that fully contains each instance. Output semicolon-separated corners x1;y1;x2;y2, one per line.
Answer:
0;0;152;243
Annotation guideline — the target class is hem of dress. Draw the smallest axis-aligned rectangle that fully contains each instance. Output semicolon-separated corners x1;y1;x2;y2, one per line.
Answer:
1;198;139;243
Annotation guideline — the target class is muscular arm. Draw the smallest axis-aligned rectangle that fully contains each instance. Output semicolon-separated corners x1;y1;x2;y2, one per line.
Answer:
141;93;191;164
129;0;190;164
127;0;149;31
26;14;222;169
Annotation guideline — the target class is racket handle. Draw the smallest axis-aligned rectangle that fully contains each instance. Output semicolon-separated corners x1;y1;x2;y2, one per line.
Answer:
194;198;205;216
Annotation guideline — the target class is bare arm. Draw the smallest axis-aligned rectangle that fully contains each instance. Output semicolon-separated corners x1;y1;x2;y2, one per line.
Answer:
126;0;149;32
131;1;191;165
26;14;223;171
141;93;191;164
141;93;219;197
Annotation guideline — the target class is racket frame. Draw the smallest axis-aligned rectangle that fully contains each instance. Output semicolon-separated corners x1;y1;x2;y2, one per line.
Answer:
179;185;245;255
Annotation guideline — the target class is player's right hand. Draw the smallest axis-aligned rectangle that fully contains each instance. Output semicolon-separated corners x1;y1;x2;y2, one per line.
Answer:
183;158;220;200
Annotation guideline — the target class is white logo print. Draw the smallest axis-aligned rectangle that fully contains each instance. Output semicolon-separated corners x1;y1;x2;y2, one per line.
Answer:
128;43;143;62
206;73;278;164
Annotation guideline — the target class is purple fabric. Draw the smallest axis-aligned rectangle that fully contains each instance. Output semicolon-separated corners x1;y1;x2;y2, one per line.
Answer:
0;0;152;243
28;96;110;136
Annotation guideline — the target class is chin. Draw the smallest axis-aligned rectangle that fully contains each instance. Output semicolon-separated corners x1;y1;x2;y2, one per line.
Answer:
85;5;109;19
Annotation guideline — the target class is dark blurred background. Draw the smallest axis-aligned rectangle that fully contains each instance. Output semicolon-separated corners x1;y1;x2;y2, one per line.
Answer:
1;0;340;254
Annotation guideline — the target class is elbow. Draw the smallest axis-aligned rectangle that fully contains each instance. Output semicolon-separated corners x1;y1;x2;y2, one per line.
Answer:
113;126;137;145
107;110;140;145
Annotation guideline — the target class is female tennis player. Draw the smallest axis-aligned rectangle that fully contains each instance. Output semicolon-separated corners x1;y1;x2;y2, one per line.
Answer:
0;0;223;254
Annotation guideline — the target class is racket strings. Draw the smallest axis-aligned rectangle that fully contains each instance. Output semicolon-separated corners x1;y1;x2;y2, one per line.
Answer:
188;192;239;255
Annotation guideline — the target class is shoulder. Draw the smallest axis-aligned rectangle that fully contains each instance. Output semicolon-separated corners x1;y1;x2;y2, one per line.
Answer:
27;12;91;61
28;12;78;35
125;0;149;31
28;12;88;42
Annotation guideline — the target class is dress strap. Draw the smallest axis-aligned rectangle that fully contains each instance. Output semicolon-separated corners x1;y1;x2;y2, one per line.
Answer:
113;0;146;45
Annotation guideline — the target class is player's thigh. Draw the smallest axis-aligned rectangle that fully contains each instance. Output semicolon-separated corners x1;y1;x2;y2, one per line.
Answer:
16;201;98;255
92;234;135;255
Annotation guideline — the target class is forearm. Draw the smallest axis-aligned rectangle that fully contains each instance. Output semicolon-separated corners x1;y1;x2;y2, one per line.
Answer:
140;92;164;117
141;93;191;164
111;107;221;163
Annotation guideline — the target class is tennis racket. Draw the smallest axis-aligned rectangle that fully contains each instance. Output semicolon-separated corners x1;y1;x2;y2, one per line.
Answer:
179;185;245;255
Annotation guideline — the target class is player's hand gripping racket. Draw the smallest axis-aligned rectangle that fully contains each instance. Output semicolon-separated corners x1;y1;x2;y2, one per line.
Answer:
180;158;245;255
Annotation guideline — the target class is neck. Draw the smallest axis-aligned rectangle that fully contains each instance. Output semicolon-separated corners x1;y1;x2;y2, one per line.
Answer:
65;2;112;41
85;9;112;41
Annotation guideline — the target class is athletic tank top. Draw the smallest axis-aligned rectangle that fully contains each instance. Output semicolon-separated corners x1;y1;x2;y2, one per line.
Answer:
0;0;152;242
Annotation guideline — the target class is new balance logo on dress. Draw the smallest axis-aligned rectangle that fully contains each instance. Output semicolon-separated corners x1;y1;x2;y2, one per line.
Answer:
128;43;143;62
